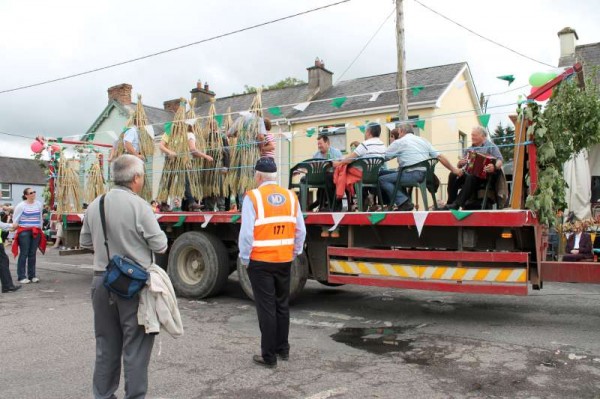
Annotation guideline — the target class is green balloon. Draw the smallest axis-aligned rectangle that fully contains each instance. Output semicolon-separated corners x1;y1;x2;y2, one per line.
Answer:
529;72;558;87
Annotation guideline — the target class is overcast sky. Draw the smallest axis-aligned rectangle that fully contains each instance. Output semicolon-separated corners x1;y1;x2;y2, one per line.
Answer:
1;0;599;158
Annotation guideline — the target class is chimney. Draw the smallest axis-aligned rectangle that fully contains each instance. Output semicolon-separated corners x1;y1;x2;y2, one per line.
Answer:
107;83;132;105
558;27;578;66
307;58;333;93
190;80;216;106
163;99;181;114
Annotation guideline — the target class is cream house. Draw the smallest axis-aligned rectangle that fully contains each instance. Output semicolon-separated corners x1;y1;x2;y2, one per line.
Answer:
84;60;482;206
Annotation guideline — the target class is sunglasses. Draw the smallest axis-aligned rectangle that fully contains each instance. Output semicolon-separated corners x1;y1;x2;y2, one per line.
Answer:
27;191;36;195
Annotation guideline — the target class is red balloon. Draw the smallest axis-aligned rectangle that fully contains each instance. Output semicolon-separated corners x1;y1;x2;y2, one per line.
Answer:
30;141;44;153
530;86;553;101
50;144;61;153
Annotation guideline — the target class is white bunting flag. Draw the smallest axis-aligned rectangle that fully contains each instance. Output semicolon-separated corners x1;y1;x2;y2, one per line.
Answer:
369;91;383;102
201;214;213;228
329;213;345;232
385;122;396;131
239;111;252;117
185;118;196;126
413;211;429;237
283;132;293;141
77;214;85;221
144;125;155;138
106;130;117;140
447;118;457;132
293;102;311;112
455;80;466;90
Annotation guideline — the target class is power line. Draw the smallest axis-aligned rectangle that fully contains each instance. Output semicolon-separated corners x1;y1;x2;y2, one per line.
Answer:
0;0;350;95
334;7;395;84
413;0;555;68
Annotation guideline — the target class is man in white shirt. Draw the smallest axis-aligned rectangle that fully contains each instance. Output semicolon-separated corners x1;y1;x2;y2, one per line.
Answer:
332;122;386;167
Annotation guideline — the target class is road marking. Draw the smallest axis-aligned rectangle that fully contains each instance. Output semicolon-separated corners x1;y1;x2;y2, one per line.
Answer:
305;387;348;399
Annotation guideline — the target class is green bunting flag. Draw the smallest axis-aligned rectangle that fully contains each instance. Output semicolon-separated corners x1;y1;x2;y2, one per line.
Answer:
331;97;347;109
368;213;386;225
231;214;241;223
306;127;316;138
450;209;472;221
303;214;308;219
57;137;63;143
411;86;425;96
164;121;172;134
268;106;282;117
173;215;186;227
358;125;366;134
414;120;425;130
497;75;515;85
214;114;224;127
478;114;491;128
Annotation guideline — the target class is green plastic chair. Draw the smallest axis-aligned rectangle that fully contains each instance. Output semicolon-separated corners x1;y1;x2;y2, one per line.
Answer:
349;157;385;212
389;158;439;210
289;158;332;211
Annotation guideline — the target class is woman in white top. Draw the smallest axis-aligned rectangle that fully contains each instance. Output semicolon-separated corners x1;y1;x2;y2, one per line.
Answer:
12;188;44;284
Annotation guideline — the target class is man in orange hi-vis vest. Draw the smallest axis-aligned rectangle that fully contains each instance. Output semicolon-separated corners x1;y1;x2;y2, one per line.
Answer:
238;157;306;368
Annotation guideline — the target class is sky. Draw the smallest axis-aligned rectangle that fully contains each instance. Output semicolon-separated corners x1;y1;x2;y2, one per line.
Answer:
1;0;599;158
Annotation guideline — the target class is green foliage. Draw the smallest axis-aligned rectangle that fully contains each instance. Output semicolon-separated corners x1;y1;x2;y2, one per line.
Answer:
523;76;600;226
242;77;306;94
492;123;515;162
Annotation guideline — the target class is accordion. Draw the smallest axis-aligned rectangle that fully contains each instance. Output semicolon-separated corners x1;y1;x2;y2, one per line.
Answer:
466;150;495;179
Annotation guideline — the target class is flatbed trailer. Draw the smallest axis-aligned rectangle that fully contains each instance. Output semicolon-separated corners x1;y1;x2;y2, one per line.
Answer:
59;208;600;301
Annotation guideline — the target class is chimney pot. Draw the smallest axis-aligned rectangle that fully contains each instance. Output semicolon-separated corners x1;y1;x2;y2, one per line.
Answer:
204;82;209;90
196;80;202;90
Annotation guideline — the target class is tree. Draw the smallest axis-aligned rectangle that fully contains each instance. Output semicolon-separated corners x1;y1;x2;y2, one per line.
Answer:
241;77;306;94
492;123;515;162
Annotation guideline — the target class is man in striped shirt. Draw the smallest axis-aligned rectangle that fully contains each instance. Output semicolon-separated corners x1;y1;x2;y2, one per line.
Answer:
332;122;386;167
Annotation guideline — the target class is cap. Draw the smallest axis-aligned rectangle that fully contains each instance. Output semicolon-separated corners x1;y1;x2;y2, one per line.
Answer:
255;157;277;173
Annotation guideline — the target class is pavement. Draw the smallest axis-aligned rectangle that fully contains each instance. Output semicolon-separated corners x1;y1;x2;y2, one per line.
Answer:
1;249;599;398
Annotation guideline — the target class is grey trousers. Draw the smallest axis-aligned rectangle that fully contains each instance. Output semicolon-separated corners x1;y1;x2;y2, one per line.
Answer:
91;276;155;399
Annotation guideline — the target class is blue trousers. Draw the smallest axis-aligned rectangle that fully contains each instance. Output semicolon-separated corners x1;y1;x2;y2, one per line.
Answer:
379;170;425;206
17;229;40;281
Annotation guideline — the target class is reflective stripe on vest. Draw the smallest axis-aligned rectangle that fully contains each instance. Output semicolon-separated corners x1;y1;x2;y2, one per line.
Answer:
248;186;297;263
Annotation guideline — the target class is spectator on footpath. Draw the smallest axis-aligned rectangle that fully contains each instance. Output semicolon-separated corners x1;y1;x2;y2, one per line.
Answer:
563;221;593;261
0;219;20;293
238;157;306;368
80;154;168;399
12;188;45;284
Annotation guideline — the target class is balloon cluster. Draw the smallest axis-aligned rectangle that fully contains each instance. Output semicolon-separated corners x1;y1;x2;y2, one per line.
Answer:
529;71;558;101
30;135;61;154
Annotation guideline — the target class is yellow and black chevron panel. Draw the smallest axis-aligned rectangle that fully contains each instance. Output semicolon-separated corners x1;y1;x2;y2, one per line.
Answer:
329;260;526;283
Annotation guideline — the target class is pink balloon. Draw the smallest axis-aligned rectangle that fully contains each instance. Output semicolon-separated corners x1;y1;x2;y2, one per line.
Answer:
530;86;553;101
30;141;44;153
50;144;61;153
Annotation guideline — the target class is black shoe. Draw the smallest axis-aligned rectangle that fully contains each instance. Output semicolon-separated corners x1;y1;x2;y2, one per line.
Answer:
396;201;414;212
443;202;459;210
2;285;22;293
253;355;277;368
277;352;289;361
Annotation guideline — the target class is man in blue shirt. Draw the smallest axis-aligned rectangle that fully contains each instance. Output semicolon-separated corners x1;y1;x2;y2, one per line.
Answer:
313;134;342;160
380;124;461;211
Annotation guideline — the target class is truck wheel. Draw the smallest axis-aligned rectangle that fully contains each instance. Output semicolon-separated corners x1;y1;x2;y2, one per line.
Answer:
168;231;229;298
237;254;309;302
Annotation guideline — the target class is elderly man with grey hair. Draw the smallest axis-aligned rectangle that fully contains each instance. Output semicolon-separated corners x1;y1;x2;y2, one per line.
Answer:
380;123;462;211
445;126;503;210
80;154;168;399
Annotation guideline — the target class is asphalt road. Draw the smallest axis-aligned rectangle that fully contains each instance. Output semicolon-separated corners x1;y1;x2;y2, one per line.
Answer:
1;250;599;399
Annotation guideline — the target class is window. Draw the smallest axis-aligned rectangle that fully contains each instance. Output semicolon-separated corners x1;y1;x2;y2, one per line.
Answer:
459;131;467;154
318;123;346;153
0;183;10;199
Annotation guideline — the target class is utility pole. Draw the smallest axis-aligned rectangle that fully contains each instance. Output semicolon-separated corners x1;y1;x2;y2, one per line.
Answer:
395;0;408;121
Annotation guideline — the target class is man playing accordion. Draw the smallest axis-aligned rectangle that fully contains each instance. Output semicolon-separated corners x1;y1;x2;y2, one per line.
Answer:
445;126;503;210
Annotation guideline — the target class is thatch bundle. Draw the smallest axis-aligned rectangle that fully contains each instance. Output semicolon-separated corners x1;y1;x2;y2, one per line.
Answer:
186;98;205;199
199;99;225;197
157;99;191;202
225;90;263;194
56;155;82;214
85;157;106;203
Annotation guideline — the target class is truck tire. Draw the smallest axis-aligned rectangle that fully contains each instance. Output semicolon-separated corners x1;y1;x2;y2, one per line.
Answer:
168;231;229;298
237;254;309;303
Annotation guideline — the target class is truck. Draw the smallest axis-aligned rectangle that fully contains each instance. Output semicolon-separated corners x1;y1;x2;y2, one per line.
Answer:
56;63;600;300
